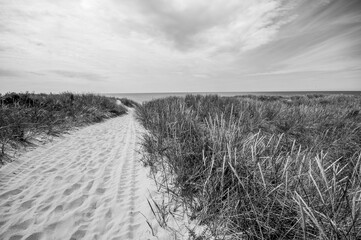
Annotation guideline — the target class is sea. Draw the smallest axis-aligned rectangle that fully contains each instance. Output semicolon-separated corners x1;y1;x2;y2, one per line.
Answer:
103;91;361;103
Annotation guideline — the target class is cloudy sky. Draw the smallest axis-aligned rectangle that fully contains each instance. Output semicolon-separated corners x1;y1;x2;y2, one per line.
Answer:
1;0;360;93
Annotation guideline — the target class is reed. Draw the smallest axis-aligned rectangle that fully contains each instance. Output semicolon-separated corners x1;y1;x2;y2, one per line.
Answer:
137;94;361;239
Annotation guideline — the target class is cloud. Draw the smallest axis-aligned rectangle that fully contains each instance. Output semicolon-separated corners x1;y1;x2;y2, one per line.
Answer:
0;69;20;77
193;73;209;79
113;0;298;52
0;0;330;55
51;70;106;82
1;0;360;92
258;0;361;74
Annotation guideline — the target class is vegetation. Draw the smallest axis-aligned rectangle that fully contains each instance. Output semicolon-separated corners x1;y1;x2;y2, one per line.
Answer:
0;92;128;164
137;94;361;239
118;98;140;108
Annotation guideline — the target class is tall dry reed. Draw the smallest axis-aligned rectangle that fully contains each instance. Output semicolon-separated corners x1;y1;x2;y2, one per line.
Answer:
137;94;361;239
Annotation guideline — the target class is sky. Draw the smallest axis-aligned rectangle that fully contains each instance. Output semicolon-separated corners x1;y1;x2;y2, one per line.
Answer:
0;0;360;93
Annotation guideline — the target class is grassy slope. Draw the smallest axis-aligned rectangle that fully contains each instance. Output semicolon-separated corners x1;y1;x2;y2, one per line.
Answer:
0;92;128;164
137;94;361;239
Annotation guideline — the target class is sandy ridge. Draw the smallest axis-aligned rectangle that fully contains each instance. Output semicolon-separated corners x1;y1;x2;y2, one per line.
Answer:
0;109;172;240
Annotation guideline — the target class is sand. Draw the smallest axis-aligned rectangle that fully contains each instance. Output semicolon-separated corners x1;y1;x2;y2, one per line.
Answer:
0;109;176;240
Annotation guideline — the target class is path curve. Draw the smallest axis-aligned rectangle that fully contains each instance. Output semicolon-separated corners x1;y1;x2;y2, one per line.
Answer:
0;109;171;240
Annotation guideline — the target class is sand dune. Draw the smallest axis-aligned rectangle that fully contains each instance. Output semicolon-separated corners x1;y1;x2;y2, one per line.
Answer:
0;109;175;240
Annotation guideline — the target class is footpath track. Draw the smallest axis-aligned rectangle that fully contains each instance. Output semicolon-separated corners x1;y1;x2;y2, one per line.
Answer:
0;110;170;240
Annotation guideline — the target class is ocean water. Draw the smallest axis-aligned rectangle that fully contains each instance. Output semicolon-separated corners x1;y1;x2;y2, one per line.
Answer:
103;91;361;103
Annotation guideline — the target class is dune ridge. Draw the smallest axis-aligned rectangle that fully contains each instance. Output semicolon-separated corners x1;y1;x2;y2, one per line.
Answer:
0;109;173;240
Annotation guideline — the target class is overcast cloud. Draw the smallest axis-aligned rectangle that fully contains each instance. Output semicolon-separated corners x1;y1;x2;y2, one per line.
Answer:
0;0;360;93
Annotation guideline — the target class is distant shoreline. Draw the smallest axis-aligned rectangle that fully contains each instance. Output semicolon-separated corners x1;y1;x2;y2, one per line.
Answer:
103;91;361;103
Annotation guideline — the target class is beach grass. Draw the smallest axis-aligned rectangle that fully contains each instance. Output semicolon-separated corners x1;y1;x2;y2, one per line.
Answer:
118;98;140;108
137;94;361;239
0;92;128;164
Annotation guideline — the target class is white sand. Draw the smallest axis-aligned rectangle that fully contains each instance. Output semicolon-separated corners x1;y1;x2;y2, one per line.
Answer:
0;109;177;240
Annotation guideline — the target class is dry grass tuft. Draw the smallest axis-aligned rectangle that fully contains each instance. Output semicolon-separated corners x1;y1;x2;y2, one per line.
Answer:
137;94;361;239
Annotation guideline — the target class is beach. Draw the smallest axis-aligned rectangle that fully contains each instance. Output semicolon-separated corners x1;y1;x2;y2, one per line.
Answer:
0;109;173;240
1;0;360;238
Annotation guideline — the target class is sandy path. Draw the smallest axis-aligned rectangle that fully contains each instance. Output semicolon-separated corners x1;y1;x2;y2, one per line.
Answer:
0;109;172;240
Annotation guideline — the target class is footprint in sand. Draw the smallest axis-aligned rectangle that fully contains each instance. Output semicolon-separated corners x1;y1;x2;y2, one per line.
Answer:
20;199;34;209
24;232;43;240
9;235;23;240
9;219;33;230
0;189;22;199
55;176;63;181
70;229;86;240
83;180;94;192
66;195;87;210
38;204;51;212
54;204;64;213
63;183;81;196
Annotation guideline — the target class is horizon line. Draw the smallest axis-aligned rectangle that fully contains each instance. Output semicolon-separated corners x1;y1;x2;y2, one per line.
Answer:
103;90;361;95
